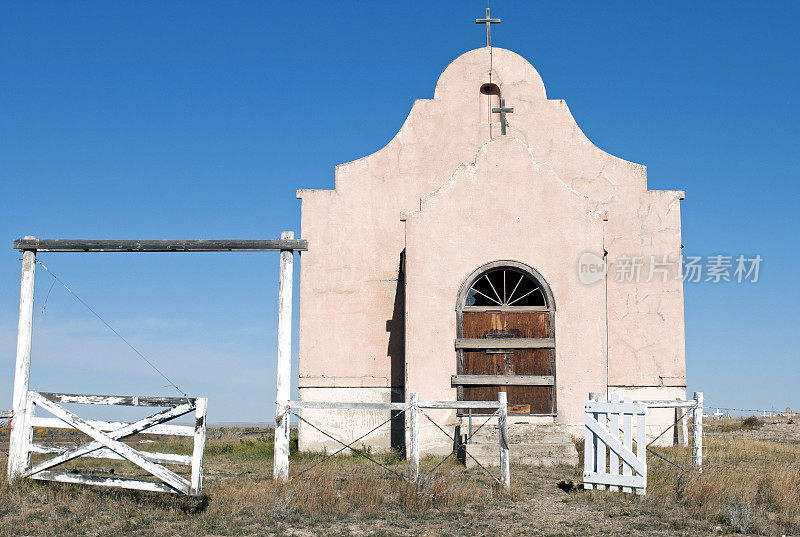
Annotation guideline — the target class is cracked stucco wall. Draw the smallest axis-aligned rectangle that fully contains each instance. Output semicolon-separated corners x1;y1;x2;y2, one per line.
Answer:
296;47;685;451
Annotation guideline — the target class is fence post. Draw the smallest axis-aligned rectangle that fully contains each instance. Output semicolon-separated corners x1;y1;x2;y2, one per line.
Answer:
190;397;208;495
692;391;703;472
409;392;419;482
8;242;36;480
584;392;598;490
608;393;620;492
677;402;689;447
498;392;510;492
273;231;294;482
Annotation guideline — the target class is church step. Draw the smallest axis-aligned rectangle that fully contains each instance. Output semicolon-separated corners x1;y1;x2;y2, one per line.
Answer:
466;422;575;446
465;441;579;468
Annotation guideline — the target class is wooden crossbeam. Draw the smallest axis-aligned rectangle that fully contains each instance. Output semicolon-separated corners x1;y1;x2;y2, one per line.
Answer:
37;392;193;407
31;471;179;494
25;393;194;494
455;337;554;350
451;374;554;386
30;416;194;436
29;443;192;466
13;238;308;253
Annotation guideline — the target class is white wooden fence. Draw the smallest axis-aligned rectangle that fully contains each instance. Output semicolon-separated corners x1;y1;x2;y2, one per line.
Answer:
274;392;511;491
10;391;207;495
584;393;647;494
584;391;704;495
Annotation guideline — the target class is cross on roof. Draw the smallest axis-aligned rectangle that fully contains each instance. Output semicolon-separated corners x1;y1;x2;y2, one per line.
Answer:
492;98;514;135
476;7;501;47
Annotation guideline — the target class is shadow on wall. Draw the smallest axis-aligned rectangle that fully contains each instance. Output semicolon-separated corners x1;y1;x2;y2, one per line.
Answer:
387;250;406;454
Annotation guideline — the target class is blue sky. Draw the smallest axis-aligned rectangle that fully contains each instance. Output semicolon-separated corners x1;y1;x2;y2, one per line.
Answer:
1;2;798;422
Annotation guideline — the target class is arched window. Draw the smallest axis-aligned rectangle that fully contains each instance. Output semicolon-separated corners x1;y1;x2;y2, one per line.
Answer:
465;267;548;307
455;261;555;415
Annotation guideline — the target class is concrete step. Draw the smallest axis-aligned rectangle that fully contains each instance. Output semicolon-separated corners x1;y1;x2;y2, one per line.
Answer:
468;422;575;445
465;441;579;468
464;423;579;467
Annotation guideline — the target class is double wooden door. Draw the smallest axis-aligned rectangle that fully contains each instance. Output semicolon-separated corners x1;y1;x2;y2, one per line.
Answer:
460;310;554;414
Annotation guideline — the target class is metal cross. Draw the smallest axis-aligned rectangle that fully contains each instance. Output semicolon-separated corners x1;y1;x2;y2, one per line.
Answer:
476;7;501;47
492;98;514;135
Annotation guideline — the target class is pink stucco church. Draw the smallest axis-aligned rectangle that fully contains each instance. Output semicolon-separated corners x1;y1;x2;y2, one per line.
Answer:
295;44;686;458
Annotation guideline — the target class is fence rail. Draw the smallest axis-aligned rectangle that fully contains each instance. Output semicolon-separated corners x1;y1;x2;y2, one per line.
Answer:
276;393;511;491
9;391;207;495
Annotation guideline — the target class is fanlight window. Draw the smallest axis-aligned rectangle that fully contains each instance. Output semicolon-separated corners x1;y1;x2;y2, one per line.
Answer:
465;268;547;307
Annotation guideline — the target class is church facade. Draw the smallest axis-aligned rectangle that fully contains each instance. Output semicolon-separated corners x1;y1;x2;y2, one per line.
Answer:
296;47;686;454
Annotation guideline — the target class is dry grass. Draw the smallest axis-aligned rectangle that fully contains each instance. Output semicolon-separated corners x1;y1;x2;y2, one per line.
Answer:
1;417;799;536
0;433;503;537
569;418;800;535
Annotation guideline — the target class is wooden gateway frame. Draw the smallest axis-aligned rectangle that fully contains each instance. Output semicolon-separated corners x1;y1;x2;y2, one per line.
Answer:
7;235;307;494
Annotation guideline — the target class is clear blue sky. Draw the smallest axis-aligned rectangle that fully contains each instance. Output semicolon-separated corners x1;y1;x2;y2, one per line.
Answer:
1;2;798;422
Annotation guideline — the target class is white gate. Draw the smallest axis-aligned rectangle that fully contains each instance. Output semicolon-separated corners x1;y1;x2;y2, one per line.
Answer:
12;391;207;495
583;393;646;494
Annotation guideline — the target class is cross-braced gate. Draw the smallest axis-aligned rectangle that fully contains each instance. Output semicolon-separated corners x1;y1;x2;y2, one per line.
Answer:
14;391;207;495
583;393;647;494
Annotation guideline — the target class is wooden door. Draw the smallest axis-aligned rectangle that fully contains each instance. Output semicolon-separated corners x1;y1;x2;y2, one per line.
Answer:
462;310;553;414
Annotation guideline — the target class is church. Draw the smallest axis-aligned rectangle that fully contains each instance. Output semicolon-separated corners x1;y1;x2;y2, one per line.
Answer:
295;39;686;457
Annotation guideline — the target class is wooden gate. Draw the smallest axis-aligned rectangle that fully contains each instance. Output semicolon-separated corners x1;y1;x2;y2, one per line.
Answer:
583;393;647;494
13;391;207;495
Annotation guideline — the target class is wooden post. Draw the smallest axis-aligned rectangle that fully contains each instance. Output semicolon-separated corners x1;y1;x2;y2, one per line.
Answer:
498;391;510;492
190;397;207;495
584;392;598;490
273;231;294;482
692;391;703;472
608;393;620;492
636;404;647;495
8;242;36;480
622;396;633;493
409;392;419;482
676;402;689;447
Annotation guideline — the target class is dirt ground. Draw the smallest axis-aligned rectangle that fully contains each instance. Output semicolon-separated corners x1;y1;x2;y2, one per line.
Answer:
0;417;797;536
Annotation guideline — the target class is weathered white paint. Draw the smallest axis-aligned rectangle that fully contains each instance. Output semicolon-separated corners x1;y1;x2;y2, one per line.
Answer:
692;391;703;472
8;244;36;480
498;392;510;492
608;393;621;492
31;471;179;494
409;392;419;482
622;405;633;493
28;392;191;494
190;397;207;495
30;416;194;437
583;392;598;491
273;230;294;482
23;394;206;495
37;392;188;407
23;400;195;477
678;406;689;447
29;443;192;466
